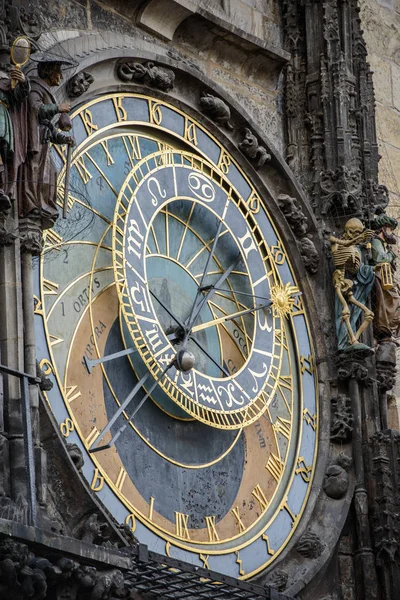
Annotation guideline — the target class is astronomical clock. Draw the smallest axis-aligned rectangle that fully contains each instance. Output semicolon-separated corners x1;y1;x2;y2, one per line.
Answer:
33;92;318;580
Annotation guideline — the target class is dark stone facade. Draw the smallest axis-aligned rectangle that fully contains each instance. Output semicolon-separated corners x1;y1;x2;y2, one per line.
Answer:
0;1;398;599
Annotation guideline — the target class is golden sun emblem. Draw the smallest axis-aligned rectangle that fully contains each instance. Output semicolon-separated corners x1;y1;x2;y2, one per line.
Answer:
270;283;300;318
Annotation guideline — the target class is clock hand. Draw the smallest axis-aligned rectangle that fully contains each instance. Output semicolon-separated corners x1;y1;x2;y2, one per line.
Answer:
182;252;242;347
188;333;230;377
84;346;137;374
185;218;226;329
90;358;176;453
201;286;272;302
149;288;185;332
191;301;273;333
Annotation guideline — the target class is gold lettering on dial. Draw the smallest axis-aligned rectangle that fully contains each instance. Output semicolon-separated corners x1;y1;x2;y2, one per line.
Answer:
273;417;291;439
148;101;162;125
115;467;127;492
266;453;284;481
100;139;115;166
64;385;82;404
303;408;317;431
184;118;198;146
125;135;142;162
34;295;43;315
218;150;231;174
295;457;313;483
235;551;245;576
148;496;155;521
43;278;59;296
91;468;104;492
112;96;127;122
85;427;100;448
175;512;190;539
60;418;74;438
81;109;99;135
125;513;136;532
199;554;210;569
48;334;64;347
246;191;260;214
252;484;269;511
75;155;93;185
262;534;275;555
44;229;63;250
231;506;246;533
204;515;220;541
300;354;314;375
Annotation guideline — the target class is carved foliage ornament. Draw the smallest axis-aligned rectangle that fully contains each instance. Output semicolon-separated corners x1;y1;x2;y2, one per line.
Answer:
330;394;353;442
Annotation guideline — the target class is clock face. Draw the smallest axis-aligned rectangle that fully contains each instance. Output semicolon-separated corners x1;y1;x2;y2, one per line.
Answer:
34;93;318;579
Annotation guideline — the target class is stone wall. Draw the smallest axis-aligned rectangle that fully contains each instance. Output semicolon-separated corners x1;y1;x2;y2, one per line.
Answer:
360;0;400;426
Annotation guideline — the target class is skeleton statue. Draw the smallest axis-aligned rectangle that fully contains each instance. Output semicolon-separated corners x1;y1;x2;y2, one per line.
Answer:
330;218;375;351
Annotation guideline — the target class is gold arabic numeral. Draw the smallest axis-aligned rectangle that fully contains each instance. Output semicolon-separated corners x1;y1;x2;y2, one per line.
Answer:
300;354;315;375
148;100;162;125
148;496;155;521
271;240;286;265
175;512;190;539
235;551;245;576
184;118;198;146
43;278;59;296
39;358;53;376
100;139;115;166
251;484;269;511
204;515;220;542
60;418;74;438
125;513;136;532
84;426;100;449
81;108;99;135
262;534;275;556
281;500;298;527
48;334;64;347
64;385;82;404
266;453;284;482
295;457;313;483
33;295;43;315
112;96;127;122
43;229;63;251
217;150;231;174
115;467;127;492
91;467;104;492
303;408;317;431
199;554;210;570
273;416;291;440
246;191;261;214
231;506;246;533
75;154;93;185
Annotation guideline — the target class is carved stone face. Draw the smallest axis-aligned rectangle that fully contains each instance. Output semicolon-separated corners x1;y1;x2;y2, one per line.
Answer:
344;218;364;239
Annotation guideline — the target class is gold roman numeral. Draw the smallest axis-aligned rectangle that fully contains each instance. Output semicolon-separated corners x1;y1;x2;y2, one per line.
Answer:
273;416;291;439
125;135;142;162
43;229;63;250
64;385;82;404
252;484;268;511
100;139;115;165
303;408;317;431
175;512;190;539
75;155;92;185
48;334;64;347
148;496;155;520
231;506;246;532
115;467;127;491
85;426;100;448
42;278;59;296
205;515;220;541
266;453;284;481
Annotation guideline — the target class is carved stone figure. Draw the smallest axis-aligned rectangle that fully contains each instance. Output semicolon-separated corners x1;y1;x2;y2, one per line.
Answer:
323;454;352;499
320;166;362;216
295;531;324;558
66;443;84;471
199;93;233;129
117;60;175;92
0;67;30;208
329;218;375;352
67;70;94;98
266;569;288;592
299;236;319;274
370;215;400;343
278;193;308;237
238;128;271;169
17;61;75;230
